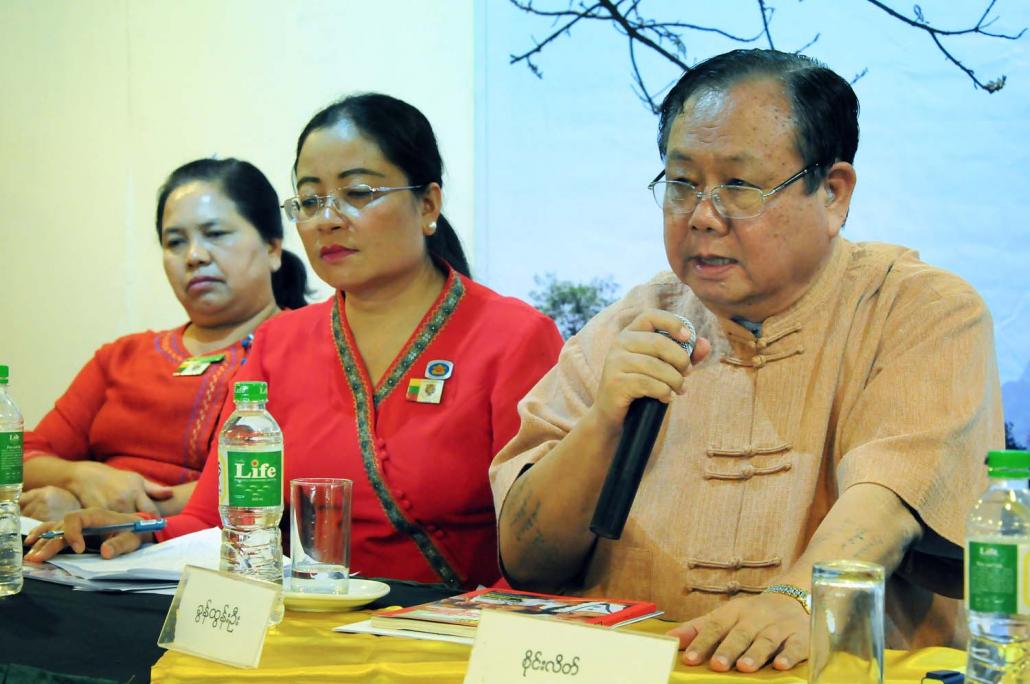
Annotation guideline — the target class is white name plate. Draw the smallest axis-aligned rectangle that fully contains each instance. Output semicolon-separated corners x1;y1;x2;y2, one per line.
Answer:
157;564;281;669
464;609;678;684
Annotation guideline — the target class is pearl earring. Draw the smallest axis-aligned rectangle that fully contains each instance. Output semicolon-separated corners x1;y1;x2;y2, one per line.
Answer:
427;221;437;234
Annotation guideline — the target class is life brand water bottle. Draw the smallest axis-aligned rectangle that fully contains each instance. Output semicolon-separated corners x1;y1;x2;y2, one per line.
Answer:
218;381;284;623
966;449;1030;683
0;365;24;597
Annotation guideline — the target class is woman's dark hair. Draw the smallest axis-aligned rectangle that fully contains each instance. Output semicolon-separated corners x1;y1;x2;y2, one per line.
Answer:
657;49;859;192
294;93;471;278
156;158;309;309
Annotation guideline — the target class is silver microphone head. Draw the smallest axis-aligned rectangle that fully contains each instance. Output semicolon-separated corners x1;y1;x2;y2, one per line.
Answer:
658;315;696;356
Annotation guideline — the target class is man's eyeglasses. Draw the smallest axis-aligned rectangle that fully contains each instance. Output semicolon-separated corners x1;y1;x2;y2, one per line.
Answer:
282;183;425;223
648;164;820;220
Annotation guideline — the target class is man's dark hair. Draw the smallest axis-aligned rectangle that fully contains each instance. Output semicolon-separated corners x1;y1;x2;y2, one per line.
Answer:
658;49;859;192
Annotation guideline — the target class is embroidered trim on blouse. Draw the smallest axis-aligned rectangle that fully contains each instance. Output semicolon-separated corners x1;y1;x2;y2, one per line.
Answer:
186;356;233;470
372;273;465;406
330;291;464;588
159;330;240;483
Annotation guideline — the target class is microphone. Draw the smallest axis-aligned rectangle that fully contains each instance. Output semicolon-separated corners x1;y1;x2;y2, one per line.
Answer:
590;316;696;540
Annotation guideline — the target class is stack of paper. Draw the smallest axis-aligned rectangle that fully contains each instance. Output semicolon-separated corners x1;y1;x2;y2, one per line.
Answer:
22;523;221;595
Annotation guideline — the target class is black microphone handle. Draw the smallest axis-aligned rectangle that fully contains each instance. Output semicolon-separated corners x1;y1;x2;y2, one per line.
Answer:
589;397;669;540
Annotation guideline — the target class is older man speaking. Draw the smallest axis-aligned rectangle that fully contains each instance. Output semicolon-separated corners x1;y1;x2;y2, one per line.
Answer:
490;49;1002;672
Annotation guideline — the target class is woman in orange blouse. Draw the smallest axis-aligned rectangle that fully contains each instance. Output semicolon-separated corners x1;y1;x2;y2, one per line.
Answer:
22;159;308;521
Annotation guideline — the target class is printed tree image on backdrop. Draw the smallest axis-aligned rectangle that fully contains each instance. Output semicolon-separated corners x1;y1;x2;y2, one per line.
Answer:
530;274;619;339
510;0;1024;112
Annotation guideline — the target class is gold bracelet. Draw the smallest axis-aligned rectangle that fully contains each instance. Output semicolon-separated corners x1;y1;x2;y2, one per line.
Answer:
763;584;811;614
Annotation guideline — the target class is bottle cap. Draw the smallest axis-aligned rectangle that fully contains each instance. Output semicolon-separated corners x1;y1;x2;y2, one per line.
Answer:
986;450;1030;478
0;365;8;385
234;381;268;403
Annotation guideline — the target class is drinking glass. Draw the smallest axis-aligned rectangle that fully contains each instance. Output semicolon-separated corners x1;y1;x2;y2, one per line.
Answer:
809;560;885;684
288;478;352;594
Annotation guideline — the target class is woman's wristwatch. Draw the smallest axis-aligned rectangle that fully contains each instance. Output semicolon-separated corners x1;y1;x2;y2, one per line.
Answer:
763;584;811;614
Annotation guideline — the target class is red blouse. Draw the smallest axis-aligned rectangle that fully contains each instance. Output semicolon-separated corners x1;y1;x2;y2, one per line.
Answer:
159;272;563;588
24;327;249;486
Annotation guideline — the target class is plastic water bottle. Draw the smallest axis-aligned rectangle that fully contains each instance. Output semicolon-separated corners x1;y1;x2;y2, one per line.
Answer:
0;365;24;597
966;449;1030;683
217;381;284;623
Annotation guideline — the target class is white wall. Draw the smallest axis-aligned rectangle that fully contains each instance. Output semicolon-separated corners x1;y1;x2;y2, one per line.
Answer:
0;0;476;426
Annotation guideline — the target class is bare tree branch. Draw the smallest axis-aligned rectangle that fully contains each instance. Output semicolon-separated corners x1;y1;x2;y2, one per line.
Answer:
929;30;1006;93
639;21;764;43
509;0;599;19
794;32;820;55
627;35;660;113
757;0;776;50
865;0;1022;38
509;2;604;78
509;0;1025;109
600;0;689;113
863;0;1024;92
597;0;689;70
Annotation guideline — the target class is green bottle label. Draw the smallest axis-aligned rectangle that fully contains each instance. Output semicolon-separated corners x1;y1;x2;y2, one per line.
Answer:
217;448;283;507
967;541;1030;614
0;431;23;486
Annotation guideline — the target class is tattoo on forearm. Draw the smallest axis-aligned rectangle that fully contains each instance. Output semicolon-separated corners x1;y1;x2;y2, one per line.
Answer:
800;489;922;579
508;481;543;545
504;476;596;587
814;523;899;567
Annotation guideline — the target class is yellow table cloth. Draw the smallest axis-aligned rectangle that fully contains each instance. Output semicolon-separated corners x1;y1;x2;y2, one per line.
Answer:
151;607;965;683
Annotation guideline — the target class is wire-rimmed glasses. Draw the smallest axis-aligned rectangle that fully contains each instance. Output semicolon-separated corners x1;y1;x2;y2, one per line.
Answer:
282;183;425;223
648;164;819;220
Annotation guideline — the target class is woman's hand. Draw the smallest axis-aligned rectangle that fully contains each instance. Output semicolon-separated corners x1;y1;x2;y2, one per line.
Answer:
24;509;152;562
589;309;710;432
20;486;82;521
64;461;173;514
667;592;809;672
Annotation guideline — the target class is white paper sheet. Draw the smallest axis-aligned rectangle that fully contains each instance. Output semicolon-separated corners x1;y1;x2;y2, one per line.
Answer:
23;527;222;594
21;515;42;536
44;526;221;580
334;619;474;645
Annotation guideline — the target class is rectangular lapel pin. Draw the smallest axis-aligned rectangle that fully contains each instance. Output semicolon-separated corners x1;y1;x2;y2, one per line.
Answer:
406;378;444;404
173;353;226;377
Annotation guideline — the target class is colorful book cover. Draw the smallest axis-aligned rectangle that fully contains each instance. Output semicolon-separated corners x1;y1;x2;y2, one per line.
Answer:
370;587;661;637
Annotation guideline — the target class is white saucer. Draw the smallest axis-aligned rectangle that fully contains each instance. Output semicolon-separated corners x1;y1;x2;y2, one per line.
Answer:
283;579;391;612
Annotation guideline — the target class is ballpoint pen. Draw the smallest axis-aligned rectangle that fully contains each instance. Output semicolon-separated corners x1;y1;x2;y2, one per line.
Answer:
40;518;167;539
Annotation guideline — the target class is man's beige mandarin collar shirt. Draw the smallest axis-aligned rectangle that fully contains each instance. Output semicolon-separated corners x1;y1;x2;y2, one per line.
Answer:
491;238;1003;649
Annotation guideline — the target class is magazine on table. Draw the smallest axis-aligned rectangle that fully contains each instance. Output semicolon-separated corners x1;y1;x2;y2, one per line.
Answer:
366;587;662;638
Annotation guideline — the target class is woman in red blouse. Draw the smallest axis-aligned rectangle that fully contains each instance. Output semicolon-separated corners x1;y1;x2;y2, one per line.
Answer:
28;95;562;588
22;159;308;521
